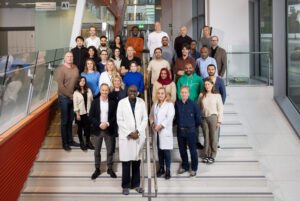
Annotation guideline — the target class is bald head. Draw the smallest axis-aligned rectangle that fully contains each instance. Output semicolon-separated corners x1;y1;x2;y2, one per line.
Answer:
180;26;187;37
155;22;162;32
128;85;138;101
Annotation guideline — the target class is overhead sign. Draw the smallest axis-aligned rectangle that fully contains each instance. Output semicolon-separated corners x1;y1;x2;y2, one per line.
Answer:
138;24;145;28
35;2;56;11
61;2;70;10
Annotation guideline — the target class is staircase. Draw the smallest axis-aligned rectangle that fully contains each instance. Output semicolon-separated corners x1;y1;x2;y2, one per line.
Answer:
19;95;274;201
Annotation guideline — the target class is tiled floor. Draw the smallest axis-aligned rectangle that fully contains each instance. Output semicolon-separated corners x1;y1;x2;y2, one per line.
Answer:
227;86;300;201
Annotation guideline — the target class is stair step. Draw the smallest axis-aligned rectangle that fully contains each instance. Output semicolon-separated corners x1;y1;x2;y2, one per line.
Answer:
22;177;271;194
42;135;249;149
37;147;256;162
30;161;264;177
20;194;274;201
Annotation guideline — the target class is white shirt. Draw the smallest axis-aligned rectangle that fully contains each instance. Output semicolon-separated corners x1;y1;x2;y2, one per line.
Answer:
100;97;109;125
147;31;169;57
99;71;113;87
85;37;100;49
147;59;170;84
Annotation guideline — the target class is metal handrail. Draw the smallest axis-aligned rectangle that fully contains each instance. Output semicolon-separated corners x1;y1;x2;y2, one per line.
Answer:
0;48;68;135
141;52;158;200
225;51;272;86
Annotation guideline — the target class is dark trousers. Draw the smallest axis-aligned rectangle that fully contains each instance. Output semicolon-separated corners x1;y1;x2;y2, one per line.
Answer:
177;128;198;171
122;160;141;189
58;96;74;146
94;130;114;169
157;133;171;170
76;114;91;143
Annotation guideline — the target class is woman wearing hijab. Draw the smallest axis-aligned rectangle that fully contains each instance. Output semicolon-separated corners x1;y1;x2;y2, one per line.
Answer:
152;68;176;104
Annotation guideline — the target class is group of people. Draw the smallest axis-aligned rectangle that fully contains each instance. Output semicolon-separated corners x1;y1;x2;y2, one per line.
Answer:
57;21;227;195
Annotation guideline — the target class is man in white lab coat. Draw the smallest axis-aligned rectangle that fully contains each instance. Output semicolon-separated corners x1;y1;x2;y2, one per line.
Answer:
117;85;148;195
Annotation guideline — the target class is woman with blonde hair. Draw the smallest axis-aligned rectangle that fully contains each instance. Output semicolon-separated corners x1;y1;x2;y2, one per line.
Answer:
149;87;175;179
99;59;119;87
198;78;223;164
81;59;100;98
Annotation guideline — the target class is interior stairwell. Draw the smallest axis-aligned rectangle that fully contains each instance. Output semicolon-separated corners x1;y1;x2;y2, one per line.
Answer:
19;94;274;201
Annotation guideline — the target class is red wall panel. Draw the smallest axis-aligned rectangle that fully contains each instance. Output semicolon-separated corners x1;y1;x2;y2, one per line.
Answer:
0;99;57;201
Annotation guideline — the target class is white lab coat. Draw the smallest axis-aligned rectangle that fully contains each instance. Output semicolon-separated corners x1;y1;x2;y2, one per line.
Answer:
149;101;175;150
117;97;148;161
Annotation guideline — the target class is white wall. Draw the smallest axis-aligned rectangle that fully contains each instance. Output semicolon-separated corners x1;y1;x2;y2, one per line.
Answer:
209;0;250;78
161;0;193;46
0;8;35;27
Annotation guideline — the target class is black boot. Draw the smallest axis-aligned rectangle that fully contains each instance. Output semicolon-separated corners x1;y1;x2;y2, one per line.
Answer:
156;167;165;177
165;169;171;180
80;142;87;151
91;168;101;180
86;141;95;150
197;142;204;150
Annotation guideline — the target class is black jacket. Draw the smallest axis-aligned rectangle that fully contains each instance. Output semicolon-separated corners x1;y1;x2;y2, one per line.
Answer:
108;87;128;104
89;97;117;136
71;46;88;73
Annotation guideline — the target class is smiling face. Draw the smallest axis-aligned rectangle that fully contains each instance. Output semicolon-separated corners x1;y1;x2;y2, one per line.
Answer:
184;63;194;76
76;38;84;47
157;88;166;102
160;70;167;79
180;87;190;102
100;84;109;98
64;52;73;64
207;65;216;76
204;80;213;92
154;49;162;59
79;77;86;87
126;46;135;57
128;85;138;101
114;48;120;57
180;26;187;37
200;47;209;59
100;51;108;61
130;62;137;72
106;61;114;72
115;36;121;44
113;77;121;88
87;60;94;71
88;48;95;57
211;36;219;47
100;37;107;47
89;27;96;36
182;47;189;57
162;37;169;46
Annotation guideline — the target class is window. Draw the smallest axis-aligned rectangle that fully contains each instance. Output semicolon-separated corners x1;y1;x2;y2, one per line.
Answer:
287;0;300;112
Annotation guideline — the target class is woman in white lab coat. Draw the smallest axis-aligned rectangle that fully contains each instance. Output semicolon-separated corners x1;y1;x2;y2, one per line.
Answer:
117;85;148;195
149;87;175;180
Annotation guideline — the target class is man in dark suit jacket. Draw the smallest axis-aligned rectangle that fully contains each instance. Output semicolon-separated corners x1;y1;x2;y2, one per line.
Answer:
210;36;227;77
89;83;117;179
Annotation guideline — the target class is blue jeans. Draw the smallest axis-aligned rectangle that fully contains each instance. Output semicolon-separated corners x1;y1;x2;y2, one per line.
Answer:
177;128;198;171
157;133;171;170
58;96;74;146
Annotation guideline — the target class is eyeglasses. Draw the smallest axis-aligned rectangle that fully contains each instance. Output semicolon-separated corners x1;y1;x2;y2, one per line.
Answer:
211;40;218;42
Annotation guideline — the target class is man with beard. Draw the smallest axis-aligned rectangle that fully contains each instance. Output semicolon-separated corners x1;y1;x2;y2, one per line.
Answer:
152;36;177;70
99;36;113;59
125;26;144;59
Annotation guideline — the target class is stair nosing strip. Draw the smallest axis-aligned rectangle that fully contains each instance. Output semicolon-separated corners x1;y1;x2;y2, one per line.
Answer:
21;192;273;196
